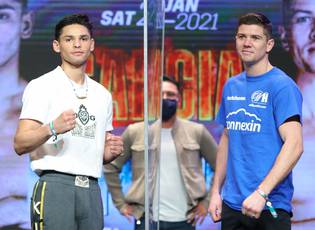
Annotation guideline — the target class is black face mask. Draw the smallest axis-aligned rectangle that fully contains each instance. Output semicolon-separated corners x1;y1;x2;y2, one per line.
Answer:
162;99;177;121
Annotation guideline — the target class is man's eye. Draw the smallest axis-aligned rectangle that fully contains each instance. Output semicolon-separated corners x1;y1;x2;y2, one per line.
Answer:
167;92;177;97
0;13;9;20
294;16;312;24
237;35;245;40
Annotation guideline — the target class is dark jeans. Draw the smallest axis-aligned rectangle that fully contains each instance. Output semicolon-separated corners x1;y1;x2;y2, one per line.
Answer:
134;216;145;230
134;216;195;230
221;202;291;230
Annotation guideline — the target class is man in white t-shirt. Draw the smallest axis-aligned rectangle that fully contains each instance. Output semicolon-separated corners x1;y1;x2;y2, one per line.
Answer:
14;14;123;230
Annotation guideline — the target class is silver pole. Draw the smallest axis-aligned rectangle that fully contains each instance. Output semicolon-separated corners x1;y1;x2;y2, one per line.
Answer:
157;1;165;229
143;0;149;229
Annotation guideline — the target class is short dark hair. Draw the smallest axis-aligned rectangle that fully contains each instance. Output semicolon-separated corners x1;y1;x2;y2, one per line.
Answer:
237;12;273;39
163;75;181;93
54;14;93;40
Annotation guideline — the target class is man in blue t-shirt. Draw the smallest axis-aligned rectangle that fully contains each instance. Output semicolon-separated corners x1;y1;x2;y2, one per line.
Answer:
208;12;303;230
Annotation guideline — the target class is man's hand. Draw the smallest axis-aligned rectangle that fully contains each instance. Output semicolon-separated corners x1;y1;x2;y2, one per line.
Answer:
121;204;134;223
241;190;266;219
53;109;76;134
187;202;208;226
104;133;123;163
208;192;222;222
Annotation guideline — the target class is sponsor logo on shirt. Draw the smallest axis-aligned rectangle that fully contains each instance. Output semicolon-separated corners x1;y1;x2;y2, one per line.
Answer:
72;104;96;139
227;96;246;101
226;108;261;132
249;90;269;109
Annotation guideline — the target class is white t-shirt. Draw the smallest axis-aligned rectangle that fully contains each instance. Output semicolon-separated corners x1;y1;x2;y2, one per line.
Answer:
20;66;113;178
153;128;188;222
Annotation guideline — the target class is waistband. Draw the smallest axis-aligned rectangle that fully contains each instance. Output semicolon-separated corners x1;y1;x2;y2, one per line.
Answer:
39;170;98;182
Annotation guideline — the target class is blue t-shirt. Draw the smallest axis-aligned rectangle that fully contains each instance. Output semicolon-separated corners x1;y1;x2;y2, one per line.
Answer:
216;67;302;213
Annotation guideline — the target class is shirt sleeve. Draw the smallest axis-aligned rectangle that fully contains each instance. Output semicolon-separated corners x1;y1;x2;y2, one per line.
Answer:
273;82;303;127
215;85;227;127
20;79;50;124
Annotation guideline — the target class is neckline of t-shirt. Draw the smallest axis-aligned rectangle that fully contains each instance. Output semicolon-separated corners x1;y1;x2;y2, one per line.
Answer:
161;127;172;132
245;67;276;81
57;66;90;86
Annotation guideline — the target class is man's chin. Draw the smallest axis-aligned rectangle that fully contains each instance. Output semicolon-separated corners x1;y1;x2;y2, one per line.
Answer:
69;61;87;68
302;53;315;73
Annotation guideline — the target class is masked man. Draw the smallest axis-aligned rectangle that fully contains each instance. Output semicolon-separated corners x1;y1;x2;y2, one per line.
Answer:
105;76;217;230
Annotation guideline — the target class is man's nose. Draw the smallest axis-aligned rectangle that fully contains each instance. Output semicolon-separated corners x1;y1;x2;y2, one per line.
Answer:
74;39;81;47
309;18;315;41
243;37;252;46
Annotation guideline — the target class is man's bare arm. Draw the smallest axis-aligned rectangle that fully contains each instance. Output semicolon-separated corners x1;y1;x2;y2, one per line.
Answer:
14;119;51;155
259;120;303;194
242;120;303;218
208;128;229;222
14;109;76;155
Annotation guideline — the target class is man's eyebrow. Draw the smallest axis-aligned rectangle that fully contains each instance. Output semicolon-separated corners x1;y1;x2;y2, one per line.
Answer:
62;34;90;38
0;4;16;11
291;9;313;16
62;35;74;38
236;33;246;37
237;33;263;37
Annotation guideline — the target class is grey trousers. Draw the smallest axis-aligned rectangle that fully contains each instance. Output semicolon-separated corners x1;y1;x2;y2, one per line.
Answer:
31;171;103;230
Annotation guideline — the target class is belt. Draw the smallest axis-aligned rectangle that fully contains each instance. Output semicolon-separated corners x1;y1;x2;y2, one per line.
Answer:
39;170;97;188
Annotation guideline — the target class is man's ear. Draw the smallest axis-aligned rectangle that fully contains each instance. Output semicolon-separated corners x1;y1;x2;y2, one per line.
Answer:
52;40;60;53
21;11;34;39
266;38;275;53
90;38;95;52
278;25;290;52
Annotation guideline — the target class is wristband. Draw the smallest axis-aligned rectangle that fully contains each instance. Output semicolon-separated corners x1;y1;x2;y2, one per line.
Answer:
256;188;268;201
49;121;58;142
256;188;278;219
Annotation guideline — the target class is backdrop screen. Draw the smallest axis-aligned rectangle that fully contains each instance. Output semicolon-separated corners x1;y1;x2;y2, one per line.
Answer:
1;0;314;229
